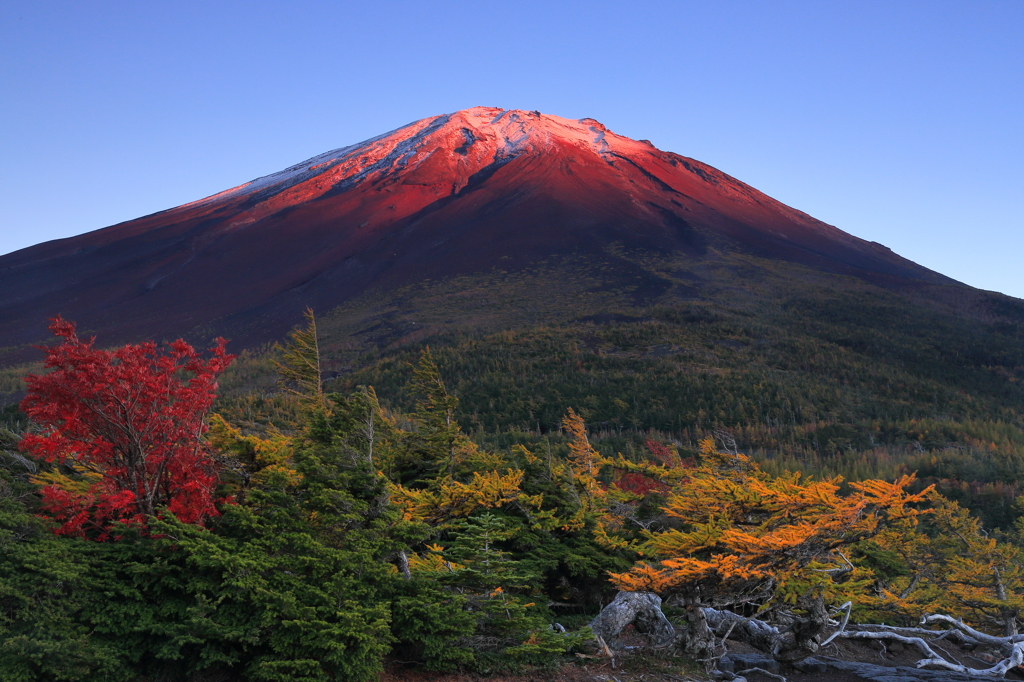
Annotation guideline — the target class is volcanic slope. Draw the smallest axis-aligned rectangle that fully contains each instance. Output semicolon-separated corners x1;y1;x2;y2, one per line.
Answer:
0;106;958;358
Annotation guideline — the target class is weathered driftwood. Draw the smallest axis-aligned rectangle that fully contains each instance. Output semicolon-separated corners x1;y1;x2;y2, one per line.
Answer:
846;623;981;647
588;591;827;663
587;591;676;648
704;595;831;663
589;592;1024;678
834;614;1024;677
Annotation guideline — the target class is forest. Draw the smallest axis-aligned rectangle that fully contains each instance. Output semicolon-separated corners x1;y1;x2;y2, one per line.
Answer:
203;255;1024;532
4;310;1024;681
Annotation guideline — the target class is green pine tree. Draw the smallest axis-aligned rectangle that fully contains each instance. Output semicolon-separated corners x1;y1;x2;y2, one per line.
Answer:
273;308;327;414
406;348;463;481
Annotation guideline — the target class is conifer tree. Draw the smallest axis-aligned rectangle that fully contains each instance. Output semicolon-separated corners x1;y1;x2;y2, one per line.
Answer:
273;308;327;414
409;513;590;669
407;348;463;480
562;408;603;504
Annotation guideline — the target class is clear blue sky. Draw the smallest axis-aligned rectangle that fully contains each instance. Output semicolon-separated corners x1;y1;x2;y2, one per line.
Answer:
2;1;1022;297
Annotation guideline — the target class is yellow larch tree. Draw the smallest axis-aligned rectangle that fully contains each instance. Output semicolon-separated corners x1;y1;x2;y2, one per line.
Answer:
611;437;931;661
872;494;1024;635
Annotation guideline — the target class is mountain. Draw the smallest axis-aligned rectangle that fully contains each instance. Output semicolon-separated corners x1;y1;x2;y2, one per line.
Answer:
4;107;1024;526
0;106;958;358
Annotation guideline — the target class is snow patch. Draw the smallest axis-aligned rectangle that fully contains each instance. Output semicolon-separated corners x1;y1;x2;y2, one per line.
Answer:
179;106;661;213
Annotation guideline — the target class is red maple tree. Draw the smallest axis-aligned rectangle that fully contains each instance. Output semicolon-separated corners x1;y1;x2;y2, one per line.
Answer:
20;316;233;538
611;439;693;497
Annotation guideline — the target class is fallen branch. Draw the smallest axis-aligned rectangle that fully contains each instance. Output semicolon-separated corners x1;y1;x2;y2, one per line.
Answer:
847;623;981;647
837;617;1024;678
821;600;852;646
837;630;957;667
921;613;1024;647
739;668;787;682
715;670;787;682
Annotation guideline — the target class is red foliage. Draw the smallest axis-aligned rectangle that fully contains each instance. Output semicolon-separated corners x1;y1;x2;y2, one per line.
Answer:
643;438;692;469
614;471;669;497
19;317;233;539
611;440;694;497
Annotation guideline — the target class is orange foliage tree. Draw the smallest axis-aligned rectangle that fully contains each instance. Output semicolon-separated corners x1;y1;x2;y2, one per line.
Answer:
869;493;1024;635
611;437;931;661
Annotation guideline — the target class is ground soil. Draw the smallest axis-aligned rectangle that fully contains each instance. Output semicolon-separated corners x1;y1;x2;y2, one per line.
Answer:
381;633;1024;682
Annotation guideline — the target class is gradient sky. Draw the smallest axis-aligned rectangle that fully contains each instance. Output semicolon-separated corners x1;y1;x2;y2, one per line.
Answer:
2;1;1022;297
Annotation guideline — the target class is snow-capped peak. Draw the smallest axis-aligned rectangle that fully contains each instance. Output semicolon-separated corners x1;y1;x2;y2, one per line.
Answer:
183;107;654;210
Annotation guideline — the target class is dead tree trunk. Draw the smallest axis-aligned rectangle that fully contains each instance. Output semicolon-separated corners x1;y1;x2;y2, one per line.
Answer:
588;591;675;648
838;614;1024;677
682;604;717;663
703;594;830;663
396;550;411;580
589;592;831;667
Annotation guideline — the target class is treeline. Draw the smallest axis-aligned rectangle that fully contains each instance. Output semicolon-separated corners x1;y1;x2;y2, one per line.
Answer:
203;259;1024;537
307;284;1024;528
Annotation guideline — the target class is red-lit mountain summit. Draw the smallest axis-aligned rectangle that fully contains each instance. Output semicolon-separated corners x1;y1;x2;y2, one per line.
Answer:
0;107;952;355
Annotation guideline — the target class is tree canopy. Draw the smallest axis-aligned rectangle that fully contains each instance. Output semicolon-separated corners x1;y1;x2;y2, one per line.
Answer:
19;317;232;538
4;318;1024;679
